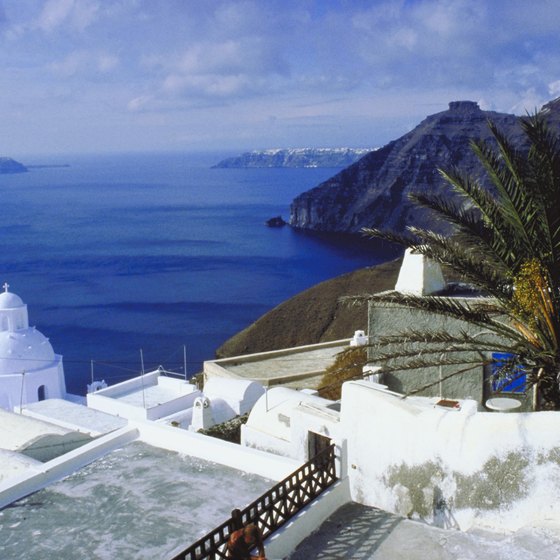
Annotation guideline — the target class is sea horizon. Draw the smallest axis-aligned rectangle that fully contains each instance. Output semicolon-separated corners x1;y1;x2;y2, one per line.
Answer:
0;151;399;395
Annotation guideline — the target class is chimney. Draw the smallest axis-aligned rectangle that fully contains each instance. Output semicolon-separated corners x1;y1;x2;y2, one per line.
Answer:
395;248;446;296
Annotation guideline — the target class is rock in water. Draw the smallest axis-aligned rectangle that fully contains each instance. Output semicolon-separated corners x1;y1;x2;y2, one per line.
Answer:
265;216;286;227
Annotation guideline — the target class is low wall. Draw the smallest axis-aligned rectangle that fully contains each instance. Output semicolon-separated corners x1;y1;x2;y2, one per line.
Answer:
87;376;200;421
341;380;560;531
0;426;138;509
265;478;351;559
95;370;159;396
145;391;200;421
135;421;301;481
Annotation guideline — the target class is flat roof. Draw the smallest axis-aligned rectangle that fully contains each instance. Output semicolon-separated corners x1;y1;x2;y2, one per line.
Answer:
227;346;344;378
0;441;275;559
0;450;42;483
209;341;349;389
22;399;127;436
0;408;71;451
110;383;186;408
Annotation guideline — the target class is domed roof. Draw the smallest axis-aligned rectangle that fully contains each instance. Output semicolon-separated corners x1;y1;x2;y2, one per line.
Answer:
0;328;56;375
0;291;24;310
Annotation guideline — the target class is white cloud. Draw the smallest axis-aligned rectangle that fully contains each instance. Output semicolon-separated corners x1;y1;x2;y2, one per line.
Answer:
548;80;560;97
3;0;560;154
47;50;119;77
176;38;288;77
47;51;88;76
510;88;548;114
127;95;153;112
35;0;100;32
162;72;257;99
391;27;417;50
146;35;290;104
97;54;119;73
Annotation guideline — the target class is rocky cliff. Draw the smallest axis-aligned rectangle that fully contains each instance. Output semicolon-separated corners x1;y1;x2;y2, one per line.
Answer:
0;157;27;174
289;100;539;234
213;147;372;168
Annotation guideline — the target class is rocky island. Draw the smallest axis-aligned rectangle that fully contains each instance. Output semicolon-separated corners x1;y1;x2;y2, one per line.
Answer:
213;147;373;168
0;157;27;174
289;100;560;235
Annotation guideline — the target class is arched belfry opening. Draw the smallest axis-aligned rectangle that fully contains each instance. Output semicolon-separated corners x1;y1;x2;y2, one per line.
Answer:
38;385;47;401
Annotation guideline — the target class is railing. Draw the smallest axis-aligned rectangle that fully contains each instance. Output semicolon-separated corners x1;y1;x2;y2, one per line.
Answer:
170;444;337;560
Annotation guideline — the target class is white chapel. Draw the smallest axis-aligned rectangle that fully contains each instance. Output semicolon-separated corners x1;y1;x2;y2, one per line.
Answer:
0;283;66;411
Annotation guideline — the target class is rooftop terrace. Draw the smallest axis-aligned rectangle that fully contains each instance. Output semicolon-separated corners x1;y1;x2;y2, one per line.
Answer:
204;339;349;390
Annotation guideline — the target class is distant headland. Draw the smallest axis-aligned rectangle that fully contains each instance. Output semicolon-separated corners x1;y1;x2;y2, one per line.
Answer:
0;157;27;174
0;158;71;174
212;147;373;168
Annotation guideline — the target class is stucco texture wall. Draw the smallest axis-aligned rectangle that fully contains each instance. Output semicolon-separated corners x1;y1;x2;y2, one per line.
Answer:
367;300;531;409
341;381;560;531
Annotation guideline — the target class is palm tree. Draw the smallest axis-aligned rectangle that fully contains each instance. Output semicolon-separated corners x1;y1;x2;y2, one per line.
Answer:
358;113;560;409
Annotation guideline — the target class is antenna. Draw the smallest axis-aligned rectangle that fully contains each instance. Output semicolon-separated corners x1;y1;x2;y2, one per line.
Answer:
19;371;25;412
140;348;146;409
183;345;188;381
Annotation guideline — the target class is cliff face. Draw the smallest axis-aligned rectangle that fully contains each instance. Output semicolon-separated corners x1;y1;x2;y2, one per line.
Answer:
289;101;528;234
212;147;372;168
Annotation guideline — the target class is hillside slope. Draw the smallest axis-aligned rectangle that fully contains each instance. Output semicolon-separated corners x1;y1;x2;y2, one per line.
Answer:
216;259;401;358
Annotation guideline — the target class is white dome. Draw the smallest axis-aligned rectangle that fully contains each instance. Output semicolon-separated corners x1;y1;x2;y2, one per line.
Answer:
0;291;24;310
0;328;56;375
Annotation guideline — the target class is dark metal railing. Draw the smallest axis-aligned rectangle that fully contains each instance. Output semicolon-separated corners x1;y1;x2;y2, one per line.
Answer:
170;444;337;560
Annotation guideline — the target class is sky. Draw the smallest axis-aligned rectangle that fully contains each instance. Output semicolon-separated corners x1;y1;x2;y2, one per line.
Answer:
2;0;560;156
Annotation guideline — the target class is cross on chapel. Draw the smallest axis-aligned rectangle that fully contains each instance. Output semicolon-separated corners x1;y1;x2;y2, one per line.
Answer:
2;282;9;293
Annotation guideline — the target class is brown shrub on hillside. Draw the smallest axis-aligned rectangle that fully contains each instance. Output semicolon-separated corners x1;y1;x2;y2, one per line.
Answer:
318;346;367;400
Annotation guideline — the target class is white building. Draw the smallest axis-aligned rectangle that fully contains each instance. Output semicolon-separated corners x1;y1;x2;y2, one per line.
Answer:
0;284;66;411
242;387;341;462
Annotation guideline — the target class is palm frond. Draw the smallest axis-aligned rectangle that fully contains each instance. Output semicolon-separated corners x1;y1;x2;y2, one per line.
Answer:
433;170;528;268
521;115;560;278
403;228;512;298
360;227;418;247
375;355;486;374
471;125;542;262
367;290;549;353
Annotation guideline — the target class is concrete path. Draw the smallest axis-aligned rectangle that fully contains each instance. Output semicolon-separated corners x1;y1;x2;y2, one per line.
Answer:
286;502;401;559
285;502;560;559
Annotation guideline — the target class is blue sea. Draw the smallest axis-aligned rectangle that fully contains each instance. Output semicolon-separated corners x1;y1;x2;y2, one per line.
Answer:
1;152;398;395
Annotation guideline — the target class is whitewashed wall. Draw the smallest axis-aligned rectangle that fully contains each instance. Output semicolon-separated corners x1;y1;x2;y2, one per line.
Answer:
136;421;300;481
0;357;65;411
341;380;560;531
